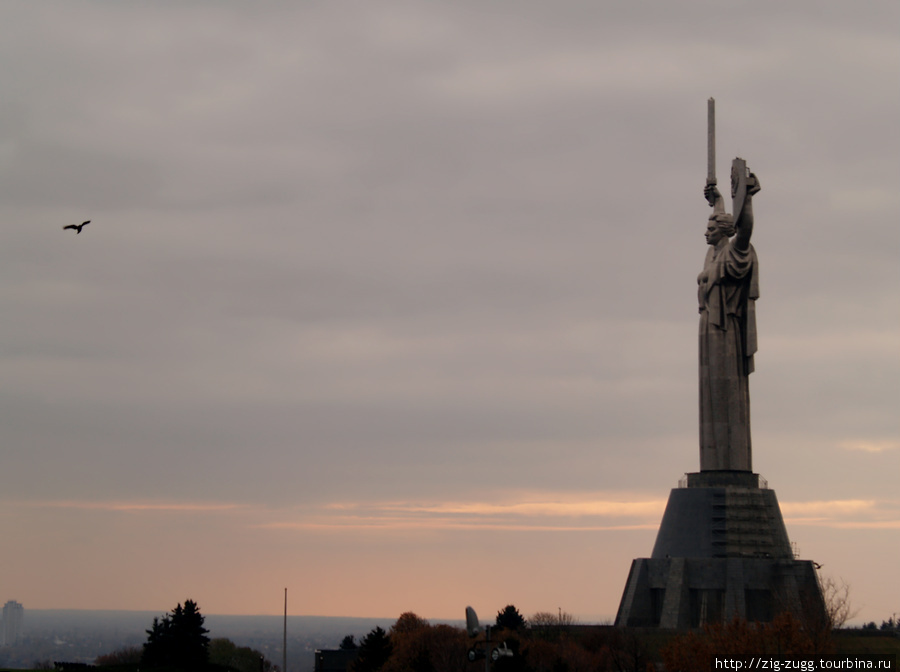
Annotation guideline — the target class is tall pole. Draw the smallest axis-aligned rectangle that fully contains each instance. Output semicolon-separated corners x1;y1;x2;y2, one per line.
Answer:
283;588;288;672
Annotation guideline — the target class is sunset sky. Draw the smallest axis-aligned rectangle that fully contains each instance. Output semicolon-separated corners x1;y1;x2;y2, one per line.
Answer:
1;1;897;625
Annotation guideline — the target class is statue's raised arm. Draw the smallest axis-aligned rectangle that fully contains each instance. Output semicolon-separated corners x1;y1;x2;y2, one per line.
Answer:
733;169;761;252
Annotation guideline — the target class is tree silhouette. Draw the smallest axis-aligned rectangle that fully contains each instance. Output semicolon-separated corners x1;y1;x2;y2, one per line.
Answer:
495;605;527;631
208;637;277;672
95;645;142;665
142;599;210;669
661;612;828;670
391;612;430;637
381;619;468;672
819;574;858;629
350;626;393;672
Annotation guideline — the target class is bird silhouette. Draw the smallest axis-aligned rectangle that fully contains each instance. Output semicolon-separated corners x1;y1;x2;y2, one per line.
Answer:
63;220;91;234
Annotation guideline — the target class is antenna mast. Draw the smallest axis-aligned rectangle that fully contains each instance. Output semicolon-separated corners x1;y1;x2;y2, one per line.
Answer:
283;588;288;672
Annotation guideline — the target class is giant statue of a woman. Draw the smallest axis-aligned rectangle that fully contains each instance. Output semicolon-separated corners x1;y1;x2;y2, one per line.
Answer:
698;169;761;471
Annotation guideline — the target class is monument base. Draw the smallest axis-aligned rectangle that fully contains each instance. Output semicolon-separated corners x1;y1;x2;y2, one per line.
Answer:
614;471;826;628
615;556;824;628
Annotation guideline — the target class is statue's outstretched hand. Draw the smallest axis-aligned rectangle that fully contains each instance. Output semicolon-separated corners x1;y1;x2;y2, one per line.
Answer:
704;183;720;206
746;172;761;196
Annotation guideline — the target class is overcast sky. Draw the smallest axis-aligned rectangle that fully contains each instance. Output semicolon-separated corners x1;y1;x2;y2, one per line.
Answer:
1;1;897;624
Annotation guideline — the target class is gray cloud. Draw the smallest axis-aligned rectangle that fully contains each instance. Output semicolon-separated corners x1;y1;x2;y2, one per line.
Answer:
1;0;897;618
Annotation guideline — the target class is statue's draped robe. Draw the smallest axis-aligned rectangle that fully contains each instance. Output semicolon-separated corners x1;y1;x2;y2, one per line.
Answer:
698;238;759;471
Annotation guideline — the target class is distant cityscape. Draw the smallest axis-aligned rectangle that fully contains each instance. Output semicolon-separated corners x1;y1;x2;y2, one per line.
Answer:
0;602;416;671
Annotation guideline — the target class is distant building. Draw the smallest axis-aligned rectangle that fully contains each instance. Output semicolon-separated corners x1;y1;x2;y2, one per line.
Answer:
2;600;24;646
314;648;358;672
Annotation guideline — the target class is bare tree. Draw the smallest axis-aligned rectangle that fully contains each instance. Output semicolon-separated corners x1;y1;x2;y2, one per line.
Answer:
528;611;577;628
819;575;859;629
96;645;142;666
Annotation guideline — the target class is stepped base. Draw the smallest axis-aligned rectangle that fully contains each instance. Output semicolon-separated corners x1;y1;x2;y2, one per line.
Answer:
615;556;824;628
614;471;826;628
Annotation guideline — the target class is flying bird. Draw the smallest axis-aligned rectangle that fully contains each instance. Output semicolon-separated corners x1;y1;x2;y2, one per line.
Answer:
63;220;91;234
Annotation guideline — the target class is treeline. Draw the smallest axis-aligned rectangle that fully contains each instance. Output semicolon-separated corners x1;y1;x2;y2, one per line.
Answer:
344;607;846;672
859;617;899;633
344;607;649;672
91;599;277;672
87;599;891;672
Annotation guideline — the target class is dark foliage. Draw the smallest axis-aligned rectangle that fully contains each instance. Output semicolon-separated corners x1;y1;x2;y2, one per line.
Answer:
350;626;393;672
142;599;211;670
391;612;430;637
495;606;527;631
208;637;277;672
341;635;360;650
382;616;468;672
662;613;832;671
95;645;142;666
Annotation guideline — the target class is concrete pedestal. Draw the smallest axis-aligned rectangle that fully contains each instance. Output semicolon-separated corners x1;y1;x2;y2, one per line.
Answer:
615;471;825;628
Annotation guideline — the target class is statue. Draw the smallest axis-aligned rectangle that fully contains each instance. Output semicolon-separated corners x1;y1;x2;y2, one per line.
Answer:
615;102;826;631
698;99;761;471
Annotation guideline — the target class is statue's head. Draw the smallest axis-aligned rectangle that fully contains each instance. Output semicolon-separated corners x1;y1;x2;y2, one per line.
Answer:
706;212;735;245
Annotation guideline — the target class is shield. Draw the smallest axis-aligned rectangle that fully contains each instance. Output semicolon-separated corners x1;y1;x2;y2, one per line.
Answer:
731;157;748;227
